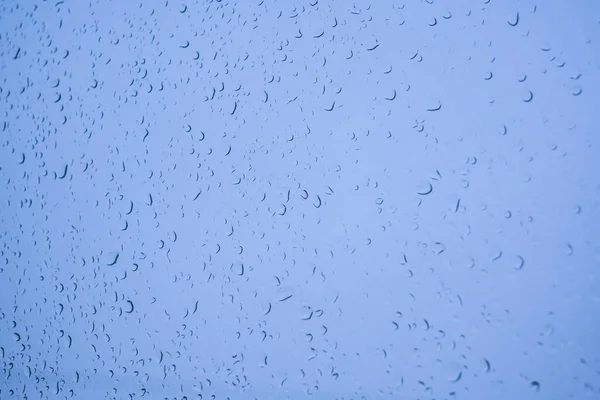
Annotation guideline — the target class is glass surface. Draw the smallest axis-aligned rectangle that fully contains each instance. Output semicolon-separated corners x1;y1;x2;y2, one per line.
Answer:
1;1;599;399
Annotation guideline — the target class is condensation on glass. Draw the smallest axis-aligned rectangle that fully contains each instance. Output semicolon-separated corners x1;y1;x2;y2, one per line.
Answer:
0;1;599;399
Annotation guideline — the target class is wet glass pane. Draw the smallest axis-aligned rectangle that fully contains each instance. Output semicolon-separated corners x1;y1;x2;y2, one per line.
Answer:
1;1;599;399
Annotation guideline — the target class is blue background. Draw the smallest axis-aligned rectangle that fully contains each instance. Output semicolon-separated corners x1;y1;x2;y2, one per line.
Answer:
1;0;599;399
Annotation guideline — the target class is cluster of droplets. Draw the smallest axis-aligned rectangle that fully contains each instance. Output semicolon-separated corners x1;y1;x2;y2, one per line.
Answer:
0;0;599;399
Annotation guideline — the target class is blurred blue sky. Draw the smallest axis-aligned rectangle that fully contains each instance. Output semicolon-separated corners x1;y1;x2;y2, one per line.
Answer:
0;0;599;399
